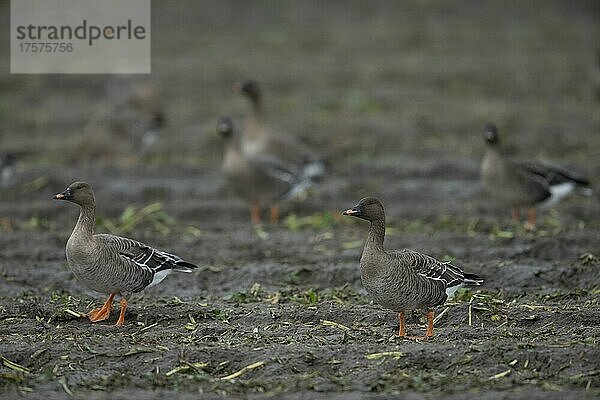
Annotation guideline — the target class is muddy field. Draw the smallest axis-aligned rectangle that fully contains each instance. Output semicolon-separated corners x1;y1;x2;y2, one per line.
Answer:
1;1;599;399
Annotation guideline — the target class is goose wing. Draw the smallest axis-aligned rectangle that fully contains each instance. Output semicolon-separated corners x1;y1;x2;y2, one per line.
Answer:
505;160;552;203
516;161;590;187
96;234;197;292
249;153;313;200
391;249;466;289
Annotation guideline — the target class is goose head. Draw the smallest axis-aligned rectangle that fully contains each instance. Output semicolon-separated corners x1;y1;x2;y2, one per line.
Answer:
217;116;234;139
233;80;261;103
343;197;385;222
53;181;95;207
483;123;500;146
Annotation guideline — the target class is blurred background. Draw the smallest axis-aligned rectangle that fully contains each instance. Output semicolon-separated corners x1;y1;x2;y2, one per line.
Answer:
1;1;598;214
0;0;598;272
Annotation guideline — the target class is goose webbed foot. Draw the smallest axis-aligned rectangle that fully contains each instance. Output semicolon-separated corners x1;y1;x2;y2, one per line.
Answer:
87;293;115;323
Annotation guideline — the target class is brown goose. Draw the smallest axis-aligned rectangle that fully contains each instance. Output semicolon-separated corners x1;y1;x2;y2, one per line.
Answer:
218;117;312;224
53;181;197;326
481;123;591;228
233;80;325;183
343;197;483;339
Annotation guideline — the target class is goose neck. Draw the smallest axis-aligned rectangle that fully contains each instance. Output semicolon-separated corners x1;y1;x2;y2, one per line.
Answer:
249;97;264;122
366;218;386;251
75;204;96;239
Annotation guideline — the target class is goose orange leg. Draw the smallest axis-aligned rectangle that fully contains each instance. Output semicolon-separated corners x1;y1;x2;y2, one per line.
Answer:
250;203;261;224
524;208;537;230
398;311;406;337
425;310;434;338
115;298;128;326
87;293;115;322
511;208;520;221
269;206;280;224
400;311;433;340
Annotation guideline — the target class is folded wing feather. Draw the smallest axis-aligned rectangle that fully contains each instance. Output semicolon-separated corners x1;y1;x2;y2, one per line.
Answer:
96;234;197;291
393;249;465;289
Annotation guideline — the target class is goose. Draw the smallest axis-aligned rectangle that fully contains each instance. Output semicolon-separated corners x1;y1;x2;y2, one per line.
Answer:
0;153;16;188
218;117;312;224
76;80;165;162
126;82;165;151
481;123;591;228
233;80;325;181
53;181;197;326
343;197;483;339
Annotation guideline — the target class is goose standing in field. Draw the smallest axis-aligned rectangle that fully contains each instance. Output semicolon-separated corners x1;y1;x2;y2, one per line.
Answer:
481;124;592;229
233;80;325;183
343;197;483;339
218;117;312;224
53;181;197;326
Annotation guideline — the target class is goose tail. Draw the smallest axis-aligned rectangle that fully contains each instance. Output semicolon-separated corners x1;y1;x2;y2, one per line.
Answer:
284;177;314;201
173;260;198;272
463;273;484;286
580;186;593;197
302;161;326;181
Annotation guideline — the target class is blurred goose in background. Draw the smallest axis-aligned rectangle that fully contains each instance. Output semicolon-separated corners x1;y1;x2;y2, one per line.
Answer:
76;80;166;163
124;82;165;150
233;80;325;181
218;117;313;224
595;49;600;102
0;153;16;189
481;124;592;228
343;197;483;339
53;181;197;326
